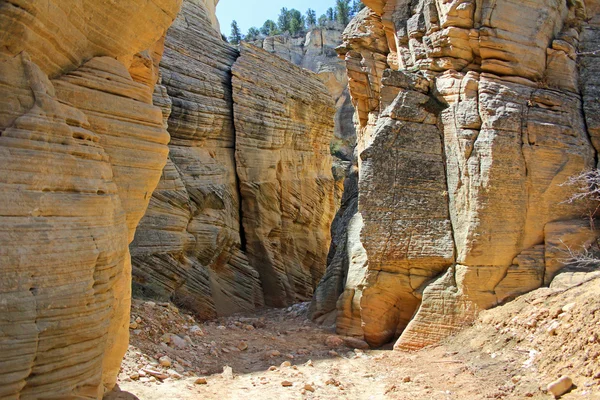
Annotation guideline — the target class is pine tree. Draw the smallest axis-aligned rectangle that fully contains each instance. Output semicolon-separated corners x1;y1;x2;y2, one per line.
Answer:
326;7;335;21
306;9;317;27
261;20;278;36
229;20;242;45
318;14;328;27
278;7;291;32
336;0;351;26
246;27;260;40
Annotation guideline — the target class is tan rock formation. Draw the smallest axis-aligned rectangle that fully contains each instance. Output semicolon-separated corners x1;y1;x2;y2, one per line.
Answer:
252;26;356;161
131;2;337;313
0;1;182;398
232;43;337;307
130;0;263;319
312;0;600;350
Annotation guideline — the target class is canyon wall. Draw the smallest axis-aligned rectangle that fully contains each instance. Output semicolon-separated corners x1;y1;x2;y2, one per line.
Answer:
0;0;182;398
311;0;600;349
130;1;336;313
250;26;356;161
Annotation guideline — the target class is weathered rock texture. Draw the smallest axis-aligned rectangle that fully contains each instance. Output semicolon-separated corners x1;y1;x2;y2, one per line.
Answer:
130;0;263;320
311;1;600;350
232;42;337;307
251;27;356;161
130;2;336;313
0;0;182;398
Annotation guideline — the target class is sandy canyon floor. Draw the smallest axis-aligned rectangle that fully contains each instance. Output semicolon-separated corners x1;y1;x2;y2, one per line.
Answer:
105;276;600;400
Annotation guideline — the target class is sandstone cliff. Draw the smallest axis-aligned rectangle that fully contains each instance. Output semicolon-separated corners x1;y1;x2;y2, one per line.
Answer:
0;0;182;398
251;27;356;162
130;0;263;320
232;42;337;307
130;1;336;313
311;0;600;350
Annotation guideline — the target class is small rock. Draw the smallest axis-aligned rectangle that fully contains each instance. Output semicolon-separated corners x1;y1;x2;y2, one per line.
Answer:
237;341;248;351
170;335;188;349
265;350;281;358
195;377;208;385
129;321;138;330
129;372;140;380
328;350;339;357
133;329;142;335
167;369;183;379
547;321;560;336
222;366;234;380
159;356;172;368
304;384;315;392
135;316;142;324
243;324;255;331
281;380;293;387
547;376;573;398
512;376;521;384
562;303;576;313
403;376;411;383
280;361;291;368
184;335;193;344
343;337;370;350
143;368;169;380
325;335;344;348
217;325;226;330
160;333;172;344
190;325;204;336
268;366;277;371
305;360;314;367
145;301;156;308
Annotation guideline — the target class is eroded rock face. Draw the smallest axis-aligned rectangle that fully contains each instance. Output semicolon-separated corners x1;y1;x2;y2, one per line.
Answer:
131;2;336;313
0;1;182;398
251;27;356;161
130;0;263;320
232;43;337;307
312;0;600;350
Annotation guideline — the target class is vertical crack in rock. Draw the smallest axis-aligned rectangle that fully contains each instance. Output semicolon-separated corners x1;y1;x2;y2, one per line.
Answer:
132;1;338;315
231;42;337;307
131;0;263;319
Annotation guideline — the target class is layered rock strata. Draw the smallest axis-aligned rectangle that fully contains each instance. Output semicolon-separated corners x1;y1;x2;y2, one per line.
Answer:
251;27;356;161
131;2;336;313
0;0;182;398
130;0;263;320
312;1;600;350
232;43;337;307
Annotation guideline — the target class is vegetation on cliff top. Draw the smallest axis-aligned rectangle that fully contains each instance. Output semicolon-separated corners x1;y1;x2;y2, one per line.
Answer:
228;0;365;44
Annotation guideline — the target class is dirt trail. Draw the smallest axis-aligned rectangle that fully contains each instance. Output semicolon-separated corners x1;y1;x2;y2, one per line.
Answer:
106;277;600;400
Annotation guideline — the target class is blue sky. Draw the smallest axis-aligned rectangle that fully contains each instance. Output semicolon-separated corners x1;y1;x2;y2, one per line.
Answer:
216;0;335;36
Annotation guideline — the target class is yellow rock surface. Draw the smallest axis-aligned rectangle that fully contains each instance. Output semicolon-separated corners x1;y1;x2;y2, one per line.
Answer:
0;0;181;397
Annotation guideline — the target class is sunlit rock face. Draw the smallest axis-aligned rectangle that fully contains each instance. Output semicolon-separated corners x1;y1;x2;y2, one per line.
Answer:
311;0;599;349
131;1;337;314
251;26;357;162
232;43;337;307
130;0;263;320
0;0;182;398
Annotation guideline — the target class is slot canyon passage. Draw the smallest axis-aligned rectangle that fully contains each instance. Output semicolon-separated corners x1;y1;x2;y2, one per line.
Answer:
1;0;600;398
